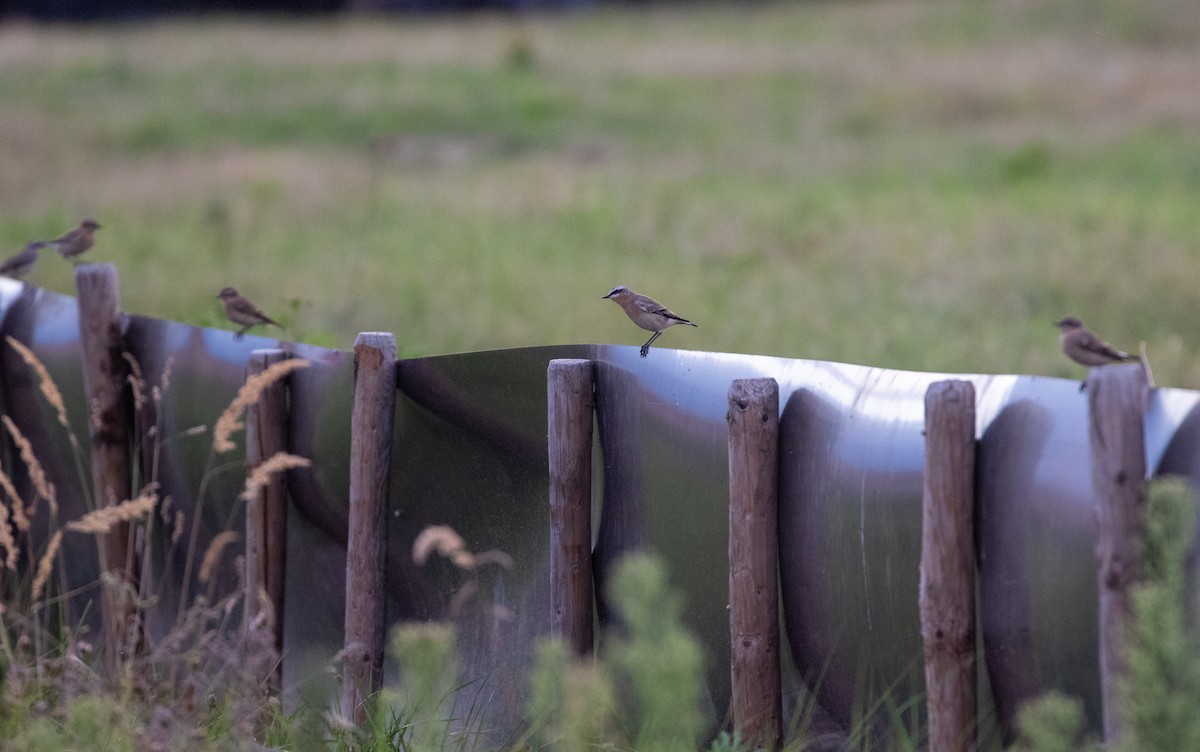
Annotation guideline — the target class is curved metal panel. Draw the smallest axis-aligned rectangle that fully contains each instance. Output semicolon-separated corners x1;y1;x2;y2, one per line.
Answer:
1;278;1197;745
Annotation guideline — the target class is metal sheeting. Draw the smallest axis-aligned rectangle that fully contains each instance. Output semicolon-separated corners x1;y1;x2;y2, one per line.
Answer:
2;277;1198;744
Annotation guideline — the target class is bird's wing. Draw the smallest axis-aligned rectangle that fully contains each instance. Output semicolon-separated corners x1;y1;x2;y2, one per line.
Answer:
635;297;690;321
51;228;80;245
233;299;276;323
1081;331;1128;360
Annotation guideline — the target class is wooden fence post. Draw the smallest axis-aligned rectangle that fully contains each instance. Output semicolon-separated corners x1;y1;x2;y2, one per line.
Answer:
245;348;291;692
920;379;977;752
75;263;136;667
1088;362;1148;745
727;377;782;751
342;332;397;725
548;358;595;657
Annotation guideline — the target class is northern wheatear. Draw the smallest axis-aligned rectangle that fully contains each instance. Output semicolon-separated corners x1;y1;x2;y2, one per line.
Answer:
218;287;280;339
0;242;43;279
1055;316;1137;367
45;219;100;263
602;285;698;358
1055;316;1139;390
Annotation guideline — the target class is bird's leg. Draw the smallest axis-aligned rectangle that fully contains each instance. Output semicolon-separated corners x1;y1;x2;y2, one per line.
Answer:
235;325;251;340
640;331;662;358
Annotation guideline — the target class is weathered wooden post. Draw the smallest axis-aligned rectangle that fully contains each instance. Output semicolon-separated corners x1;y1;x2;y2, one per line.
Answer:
245;348;291;692
727;377;782;751
1088;362;1148;745
920;379;977;752
342;333;397;725
548;358;595;657
75;263;136;666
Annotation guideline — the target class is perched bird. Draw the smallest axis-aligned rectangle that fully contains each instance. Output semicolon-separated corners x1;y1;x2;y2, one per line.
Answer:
218;287;280;339
45;218;101;263
1056;316;1139;390
0;242;43;279
603;285;698;358
1055;316;1137;367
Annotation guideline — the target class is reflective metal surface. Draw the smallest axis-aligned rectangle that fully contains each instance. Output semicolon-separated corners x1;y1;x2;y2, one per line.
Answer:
3;277;1199;745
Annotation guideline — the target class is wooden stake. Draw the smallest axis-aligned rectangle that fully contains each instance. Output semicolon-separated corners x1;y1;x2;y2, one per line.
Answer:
342;332;397;725
245;348;291;692
920;379;977;752
75;263;136;666
548;358;595;657
1088;362;1148;745
727;377;782;751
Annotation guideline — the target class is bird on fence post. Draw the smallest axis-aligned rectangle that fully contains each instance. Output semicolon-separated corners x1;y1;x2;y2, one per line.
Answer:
603;285;698;358
1055;316;1139;389
218;287;281;339
45;218;101;264
0;242;43;279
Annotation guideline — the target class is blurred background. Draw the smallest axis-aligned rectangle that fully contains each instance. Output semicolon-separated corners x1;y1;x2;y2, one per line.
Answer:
1;0;1198;382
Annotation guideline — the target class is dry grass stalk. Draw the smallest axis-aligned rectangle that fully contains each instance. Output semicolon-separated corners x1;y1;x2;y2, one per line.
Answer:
65;487;158;534
0;467;29;532
123;351;148;413
198;530;239;585
5;335;70;431
213;358;310;453
31;530;62;601
2;415;57;518
171;510;185;545
413;524;476;570
0;501;17;569
158;355;175;400
240;452;311;501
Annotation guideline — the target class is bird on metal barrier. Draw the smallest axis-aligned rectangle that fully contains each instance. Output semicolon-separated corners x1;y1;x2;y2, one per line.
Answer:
1055;316;1139;390
45;218;101;264
218;287;280;339
1055;316;1137;367
603;285;698;358
0;242;43;279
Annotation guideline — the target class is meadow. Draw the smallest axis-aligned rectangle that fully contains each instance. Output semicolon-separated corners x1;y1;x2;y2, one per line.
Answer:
1;0;1198;381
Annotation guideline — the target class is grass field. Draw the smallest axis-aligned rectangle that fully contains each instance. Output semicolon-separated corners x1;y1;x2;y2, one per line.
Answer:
1;0;1199;384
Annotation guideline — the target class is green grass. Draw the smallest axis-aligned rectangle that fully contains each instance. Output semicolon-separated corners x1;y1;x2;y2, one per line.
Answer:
1;0;1199;379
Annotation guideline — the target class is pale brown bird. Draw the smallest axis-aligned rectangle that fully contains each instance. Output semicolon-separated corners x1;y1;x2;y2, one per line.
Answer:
218;287;280;339
603;285;698;358
0;242;43;279
46;218;100;263
1055;316;1137;367
1056;316;1139;390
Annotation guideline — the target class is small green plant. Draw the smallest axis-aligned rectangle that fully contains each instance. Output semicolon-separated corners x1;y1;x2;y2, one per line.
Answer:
708;729;760;752
606;552;706;752
1118;477;1200;751
1016;478;1200;752
1013;691;1095;752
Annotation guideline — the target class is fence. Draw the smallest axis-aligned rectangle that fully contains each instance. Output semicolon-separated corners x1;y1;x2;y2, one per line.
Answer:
0;265;1195;748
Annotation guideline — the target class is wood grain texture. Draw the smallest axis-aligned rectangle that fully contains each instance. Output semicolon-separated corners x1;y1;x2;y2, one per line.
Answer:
548;358;595;657
727;377;782;751
75;263;136;664
1088;362;1148;745
342;332;398;724
245;348;290;692
920;379;977;752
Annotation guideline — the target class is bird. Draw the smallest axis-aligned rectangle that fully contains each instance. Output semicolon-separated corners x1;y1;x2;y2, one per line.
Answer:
0;242;43;279
218;287;280;339
1055;316;1137;367
45;218;101;264
602;285;698;358
1055;316;1138;389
